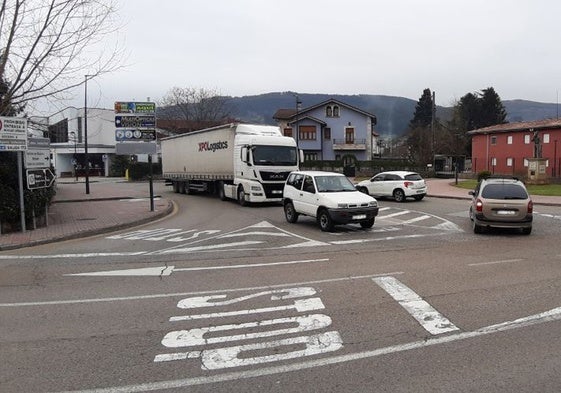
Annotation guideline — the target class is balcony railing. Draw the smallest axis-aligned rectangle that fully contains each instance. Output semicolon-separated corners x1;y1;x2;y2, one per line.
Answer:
332;139;367;150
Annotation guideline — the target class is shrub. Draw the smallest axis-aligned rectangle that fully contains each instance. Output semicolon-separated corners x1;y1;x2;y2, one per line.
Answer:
477;170;492;182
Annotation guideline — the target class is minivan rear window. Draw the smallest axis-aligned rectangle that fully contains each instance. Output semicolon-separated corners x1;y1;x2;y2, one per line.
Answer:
481;184;528;199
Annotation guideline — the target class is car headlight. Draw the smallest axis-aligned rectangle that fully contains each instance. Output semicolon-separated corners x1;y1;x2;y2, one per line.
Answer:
337;203;349;209
369;200;378;207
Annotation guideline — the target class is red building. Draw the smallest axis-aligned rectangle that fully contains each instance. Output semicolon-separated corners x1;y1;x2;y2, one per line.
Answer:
469;119;561;178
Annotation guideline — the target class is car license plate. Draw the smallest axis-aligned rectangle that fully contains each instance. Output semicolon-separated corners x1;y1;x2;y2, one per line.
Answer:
353;214;367;220
497;210;515;215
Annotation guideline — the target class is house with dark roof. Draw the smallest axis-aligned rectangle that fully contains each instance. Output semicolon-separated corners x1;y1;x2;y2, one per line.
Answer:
468;118;561;177
273;98;379;165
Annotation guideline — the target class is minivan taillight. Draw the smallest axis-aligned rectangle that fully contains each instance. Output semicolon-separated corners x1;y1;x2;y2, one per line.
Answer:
475;198;483;212
527;200;533;214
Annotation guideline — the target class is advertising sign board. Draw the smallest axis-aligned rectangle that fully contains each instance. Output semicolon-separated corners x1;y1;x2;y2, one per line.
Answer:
114;102;156;114
115;129;156;142
115;115;156;128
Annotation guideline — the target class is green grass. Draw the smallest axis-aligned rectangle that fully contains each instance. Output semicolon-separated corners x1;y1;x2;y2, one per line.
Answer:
453;179;561;196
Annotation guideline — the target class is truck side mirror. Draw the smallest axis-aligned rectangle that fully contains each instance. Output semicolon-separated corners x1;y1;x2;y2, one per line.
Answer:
240;146;251;166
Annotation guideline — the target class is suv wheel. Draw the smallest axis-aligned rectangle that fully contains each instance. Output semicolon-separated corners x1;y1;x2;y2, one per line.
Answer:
284;201;299;223
318;209;334;232
393;189;406;202
360;218;375;229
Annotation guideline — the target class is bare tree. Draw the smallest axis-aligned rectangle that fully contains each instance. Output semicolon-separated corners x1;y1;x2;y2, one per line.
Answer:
158;87;231;121
0;0;124;115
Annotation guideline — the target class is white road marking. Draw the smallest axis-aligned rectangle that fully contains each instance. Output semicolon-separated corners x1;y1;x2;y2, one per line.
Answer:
158;241;263;254
162;314;333;347
65;259;330;277
468;259;523;266
60;306;561;393
373;276;459;335
0;272;404;307
380;210;411;219
170;298;325;321
330;233;443;245
0;252;146;260
401;215;431;224
154;331;343;370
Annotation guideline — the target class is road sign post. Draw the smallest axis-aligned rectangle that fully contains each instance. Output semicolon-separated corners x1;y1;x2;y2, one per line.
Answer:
115;101;157;211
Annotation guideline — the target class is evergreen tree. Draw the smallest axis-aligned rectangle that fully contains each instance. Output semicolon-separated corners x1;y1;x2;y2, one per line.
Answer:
479;87;507;128
409;88;434;129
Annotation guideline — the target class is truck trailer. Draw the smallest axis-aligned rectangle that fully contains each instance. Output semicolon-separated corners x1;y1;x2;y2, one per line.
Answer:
161;123;302;205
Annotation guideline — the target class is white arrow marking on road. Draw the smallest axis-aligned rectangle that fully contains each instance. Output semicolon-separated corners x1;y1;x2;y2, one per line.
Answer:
64;258;330;277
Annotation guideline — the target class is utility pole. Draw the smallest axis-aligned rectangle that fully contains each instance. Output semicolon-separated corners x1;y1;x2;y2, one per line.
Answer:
431;91;436;168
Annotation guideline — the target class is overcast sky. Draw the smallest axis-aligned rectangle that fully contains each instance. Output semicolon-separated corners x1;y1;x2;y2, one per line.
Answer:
78;0;561;110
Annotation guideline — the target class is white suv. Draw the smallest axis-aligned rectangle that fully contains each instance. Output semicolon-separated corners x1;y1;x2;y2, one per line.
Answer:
356;171;427;202
282;171;379;231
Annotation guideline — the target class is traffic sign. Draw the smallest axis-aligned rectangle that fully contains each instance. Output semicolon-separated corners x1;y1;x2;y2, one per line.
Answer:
26;168;56;190
115;115;156;128
0;116;27;151
25;137;51;169
115;129;156;141
114;102;156;114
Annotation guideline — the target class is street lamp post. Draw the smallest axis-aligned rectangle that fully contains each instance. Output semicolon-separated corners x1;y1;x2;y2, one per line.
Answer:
84;75;92;194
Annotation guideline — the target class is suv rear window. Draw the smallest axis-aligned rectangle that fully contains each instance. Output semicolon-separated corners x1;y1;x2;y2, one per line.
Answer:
481;183;528;199
404;173;423;181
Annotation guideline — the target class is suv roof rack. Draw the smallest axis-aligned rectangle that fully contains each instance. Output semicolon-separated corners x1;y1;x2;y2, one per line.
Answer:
482;175;519;181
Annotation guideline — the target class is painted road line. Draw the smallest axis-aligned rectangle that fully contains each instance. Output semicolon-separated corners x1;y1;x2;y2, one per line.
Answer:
62;306;561;392
0;272;404;307
373;276;459;335
401;215;431;224
0;252;146;260
468;259;523;267
379;210;411;218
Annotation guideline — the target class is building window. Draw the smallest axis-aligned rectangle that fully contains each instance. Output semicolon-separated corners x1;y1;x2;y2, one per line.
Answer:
324;127;331;140
544;133;550;143
47;119;69;143
507;135;512;144
345;127;355;144
524;134;531;144
491;157;497;166
325;105;340;118
283;127;293;137
524;158;529;167
304;152;318;161
299;125;317;140
335;154;341;161
490;136;497;145
507;158;513;167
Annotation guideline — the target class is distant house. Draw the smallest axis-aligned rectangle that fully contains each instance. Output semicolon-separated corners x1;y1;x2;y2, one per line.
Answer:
273;98;379;166
468;118;561;177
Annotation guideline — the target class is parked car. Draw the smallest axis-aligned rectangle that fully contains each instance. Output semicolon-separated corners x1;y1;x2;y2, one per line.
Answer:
356;171;427;202
468;176;533;234
283;171;379;232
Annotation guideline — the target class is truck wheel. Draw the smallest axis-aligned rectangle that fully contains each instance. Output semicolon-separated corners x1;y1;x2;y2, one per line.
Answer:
237;186;248;206
284;201;299;223
218;181;227;201
318;209;334;232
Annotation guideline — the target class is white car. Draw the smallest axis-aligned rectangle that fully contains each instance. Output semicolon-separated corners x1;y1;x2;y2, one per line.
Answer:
356;171;427;202
282;171;379;232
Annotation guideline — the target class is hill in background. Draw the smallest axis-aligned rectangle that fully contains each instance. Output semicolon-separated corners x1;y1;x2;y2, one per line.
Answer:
224;92;561;138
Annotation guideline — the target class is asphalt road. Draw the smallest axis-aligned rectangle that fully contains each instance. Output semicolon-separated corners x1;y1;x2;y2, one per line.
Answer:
1;190;561;393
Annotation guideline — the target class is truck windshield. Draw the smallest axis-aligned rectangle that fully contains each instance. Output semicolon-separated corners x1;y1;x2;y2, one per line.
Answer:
252;145;297;166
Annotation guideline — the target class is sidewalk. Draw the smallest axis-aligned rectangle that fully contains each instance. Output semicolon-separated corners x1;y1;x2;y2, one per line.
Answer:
0;177;559;251
0;177;173;251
